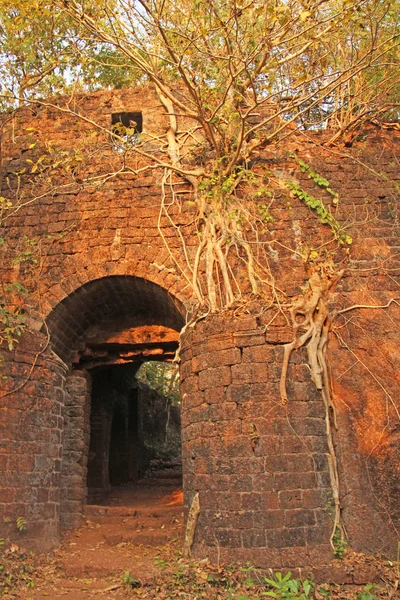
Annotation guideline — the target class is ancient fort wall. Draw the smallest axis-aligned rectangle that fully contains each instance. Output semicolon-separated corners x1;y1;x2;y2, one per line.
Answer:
0;89;398;566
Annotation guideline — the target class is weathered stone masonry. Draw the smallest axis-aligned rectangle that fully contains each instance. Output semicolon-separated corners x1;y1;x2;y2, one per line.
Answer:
180;315;333;568
0;332;67;551
0;88;399;567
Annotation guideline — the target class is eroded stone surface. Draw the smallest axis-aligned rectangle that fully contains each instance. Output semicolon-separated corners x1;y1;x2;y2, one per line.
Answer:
0;89;399;563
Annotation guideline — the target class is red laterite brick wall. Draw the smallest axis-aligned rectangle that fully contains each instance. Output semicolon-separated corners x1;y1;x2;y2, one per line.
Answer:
0;89;399;567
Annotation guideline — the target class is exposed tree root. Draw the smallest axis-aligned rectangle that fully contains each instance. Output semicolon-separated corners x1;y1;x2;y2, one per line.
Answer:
279;265;344;549
280;266;344;404
183;492;200;558
155;93;264;312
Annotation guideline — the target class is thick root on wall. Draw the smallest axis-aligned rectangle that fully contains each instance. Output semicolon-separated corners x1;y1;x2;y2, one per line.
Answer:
279;266;344;405
183;492;200;558
279;265;344;549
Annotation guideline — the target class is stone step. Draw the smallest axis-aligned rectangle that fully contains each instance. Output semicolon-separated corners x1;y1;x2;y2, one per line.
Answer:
85;504;181;518
141;477;182;487
85;516;182;530
148;466;182;476
148;475;182;483
103;528;174;546
85;505;137;517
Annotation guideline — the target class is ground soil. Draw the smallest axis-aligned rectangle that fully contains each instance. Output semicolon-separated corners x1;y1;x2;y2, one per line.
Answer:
3;465;398;599
16;466;184;599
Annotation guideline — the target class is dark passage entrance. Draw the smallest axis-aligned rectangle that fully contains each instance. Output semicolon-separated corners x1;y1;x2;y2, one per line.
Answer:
109;405;129;486
87;361;181;504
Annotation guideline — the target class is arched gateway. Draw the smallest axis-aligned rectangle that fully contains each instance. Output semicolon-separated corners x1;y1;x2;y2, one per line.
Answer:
1;274;186;549
46;275;185;530
0;88;399;571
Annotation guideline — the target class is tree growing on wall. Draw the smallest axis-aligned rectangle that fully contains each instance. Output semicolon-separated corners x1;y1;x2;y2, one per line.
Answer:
1;0;399;307
1;0;399;312
0;0;399;552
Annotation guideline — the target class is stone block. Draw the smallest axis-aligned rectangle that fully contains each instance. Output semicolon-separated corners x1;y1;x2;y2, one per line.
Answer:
231;363;268;383
198;366;231;390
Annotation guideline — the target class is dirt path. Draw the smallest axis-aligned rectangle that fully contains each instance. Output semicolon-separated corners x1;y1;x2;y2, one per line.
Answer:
13;465;398;599
19;467;184;599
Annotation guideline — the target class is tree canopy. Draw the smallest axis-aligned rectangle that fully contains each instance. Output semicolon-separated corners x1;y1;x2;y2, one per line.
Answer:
1;0;399;139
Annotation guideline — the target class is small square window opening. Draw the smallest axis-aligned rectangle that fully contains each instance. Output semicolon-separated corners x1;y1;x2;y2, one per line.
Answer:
111;111;143;147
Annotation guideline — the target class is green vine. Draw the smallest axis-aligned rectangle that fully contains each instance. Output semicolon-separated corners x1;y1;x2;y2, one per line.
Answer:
296;158;339;205
0;283;28;351
332;526;348;559
285;155;352;246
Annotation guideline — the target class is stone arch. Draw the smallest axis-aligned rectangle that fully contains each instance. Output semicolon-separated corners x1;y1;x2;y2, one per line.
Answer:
38;257;191;324
43;274;186;364
46;275;186;530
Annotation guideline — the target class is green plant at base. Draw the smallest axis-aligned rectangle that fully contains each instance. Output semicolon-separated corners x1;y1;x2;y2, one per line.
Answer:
263;572;314;599
332;528;348;559
121;570;141;589
15;517;27;533
356;584;379;600
0;543;35;596
153;557;170;569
